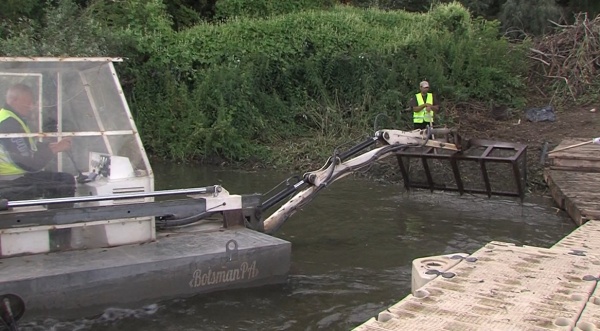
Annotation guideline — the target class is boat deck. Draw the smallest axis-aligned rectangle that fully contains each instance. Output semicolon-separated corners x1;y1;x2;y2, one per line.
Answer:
0;227;290;320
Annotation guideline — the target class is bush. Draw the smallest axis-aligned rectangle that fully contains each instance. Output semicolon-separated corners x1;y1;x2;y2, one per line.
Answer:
0;0;108;56
128;3;529;160
499;0;562;38
215;0;335;20
0;1;530;163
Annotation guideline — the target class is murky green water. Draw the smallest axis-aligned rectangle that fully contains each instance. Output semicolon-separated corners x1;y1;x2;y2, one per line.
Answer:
20;163;576;331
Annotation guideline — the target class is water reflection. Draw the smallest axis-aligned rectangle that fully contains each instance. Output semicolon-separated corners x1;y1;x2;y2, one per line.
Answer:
21;163;576;330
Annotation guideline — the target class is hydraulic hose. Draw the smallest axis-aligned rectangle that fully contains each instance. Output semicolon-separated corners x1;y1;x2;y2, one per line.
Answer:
156;211;216;229
258;176;306;213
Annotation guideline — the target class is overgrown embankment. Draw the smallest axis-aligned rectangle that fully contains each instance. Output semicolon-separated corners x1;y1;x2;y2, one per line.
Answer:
2;1;600;194
124;3;528;167
0;1;534;172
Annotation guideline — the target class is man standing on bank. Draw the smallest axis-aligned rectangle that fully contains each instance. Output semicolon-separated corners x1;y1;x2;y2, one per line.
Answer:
0;83;75;201
409;80;439;130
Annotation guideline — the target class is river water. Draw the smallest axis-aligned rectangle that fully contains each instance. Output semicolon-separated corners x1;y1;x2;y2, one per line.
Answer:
20;164;576;331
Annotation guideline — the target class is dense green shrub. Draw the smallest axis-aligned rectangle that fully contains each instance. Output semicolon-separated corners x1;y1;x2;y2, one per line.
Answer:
126;2;529;161
0;1;529;163
499;0;562;38
0;0;107;56
215;0;335;20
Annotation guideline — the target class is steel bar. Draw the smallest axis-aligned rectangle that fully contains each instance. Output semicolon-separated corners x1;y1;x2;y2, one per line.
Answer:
1;199;206;229
450;157;464;195
408;183;521;198
339;137;378;161
0;194;261;229
395;155;411;190
421;156;434;192
512;160;525;201
259;179;305;212
480;160;492;198
0;57;122;62
4;186;222;209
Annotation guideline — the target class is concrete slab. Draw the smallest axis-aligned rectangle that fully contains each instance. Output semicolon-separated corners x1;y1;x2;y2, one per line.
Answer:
0;228;291;320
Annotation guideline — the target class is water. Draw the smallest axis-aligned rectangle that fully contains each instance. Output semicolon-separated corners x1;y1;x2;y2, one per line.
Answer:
19;164;576;330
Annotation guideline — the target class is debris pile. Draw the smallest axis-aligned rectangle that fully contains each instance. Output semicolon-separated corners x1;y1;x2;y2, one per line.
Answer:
529;12;600;100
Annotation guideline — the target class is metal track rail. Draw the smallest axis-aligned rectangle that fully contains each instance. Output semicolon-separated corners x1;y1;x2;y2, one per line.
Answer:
0;186;222;209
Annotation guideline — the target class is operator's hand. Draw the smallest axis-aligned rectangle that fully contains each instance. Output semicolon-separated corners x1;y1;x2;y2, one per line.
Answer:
49;137;72;154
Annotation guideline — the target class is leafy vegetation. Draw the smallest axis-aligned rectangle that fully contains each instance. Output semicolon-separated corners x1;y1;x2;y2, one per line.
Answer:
123;3;528;163
0;0;596;168
215;0;335;20
499;0;562;39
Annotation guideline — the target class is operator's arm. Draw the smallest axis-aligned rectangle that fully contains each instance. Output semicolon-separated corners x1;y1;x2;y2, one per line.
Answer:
408;96;425;113
0;118;54;172
409;96;430;112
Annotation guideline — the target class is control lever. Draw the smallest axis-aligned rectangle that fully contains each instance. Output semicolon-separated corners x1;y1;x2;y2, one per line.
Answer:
66;151;92;184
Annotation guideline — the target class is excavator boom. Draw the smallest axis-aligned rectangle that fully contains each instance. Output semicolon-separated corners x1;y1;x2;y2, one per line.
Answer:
262;128;461;234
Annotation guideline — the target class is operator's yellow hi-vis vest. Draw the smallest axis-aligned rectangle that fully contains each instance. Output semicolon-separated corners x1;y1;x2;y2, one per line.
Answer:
414;93;434;124
0;108;37;176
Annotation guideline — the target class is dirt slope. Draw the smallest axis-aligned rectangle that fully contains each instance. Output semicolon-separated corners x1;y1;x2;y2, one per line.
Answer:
456;103;599;193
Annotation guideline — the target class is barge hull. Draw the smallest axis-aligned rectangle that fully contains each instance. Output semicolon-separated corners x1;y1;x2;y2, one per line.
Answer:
0;228;290;320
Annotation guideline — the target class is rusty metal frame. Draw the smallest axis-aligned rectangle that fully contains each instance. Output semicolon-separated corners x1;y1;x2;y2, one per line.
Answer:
395;139;528;199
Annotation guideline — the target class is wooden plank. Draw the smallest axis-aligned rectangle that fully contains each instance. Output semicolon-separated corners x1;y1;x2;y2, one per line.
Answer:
577;205;600;215
424;140;458;151
564;196;584;225
549;154;600;161
555;194;600;209
549;159;600;170
547;171;600;190
549;145;600;157
562;188;600;197
544;169;600;226
544;170;565;209
549;165;600;173
582;209;600;218
548;139;600;173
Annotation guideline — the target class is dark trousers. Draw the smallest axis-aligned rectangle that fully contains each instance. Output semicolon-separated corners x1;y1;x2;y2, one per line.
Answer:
413;122;433;130
3;171;75;201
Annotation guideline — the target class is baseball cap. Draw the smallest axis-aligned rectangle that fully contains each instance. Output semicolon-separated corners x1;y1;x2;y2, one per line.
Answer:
420;81;429;88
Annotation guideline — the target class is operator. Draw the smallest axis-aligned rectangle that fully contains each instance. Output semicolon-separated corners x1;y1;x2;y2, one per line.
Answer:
0;83;75;202
409;81;439;130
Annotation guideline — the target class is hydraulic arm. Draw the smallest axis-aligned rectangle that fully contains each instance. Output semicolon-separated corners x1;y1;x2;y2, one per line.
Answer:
259;128;459;234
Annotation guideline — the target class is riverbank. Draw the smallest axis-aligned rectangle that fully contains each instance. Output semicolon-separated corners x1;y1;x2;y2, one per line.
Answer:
162;99;599;197
457;102;599;194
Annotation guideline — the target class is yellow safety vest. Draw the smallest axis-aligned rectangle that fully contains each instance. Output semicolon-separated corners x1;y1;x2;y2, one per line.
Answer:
414;93;434;124
0;108;37;176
